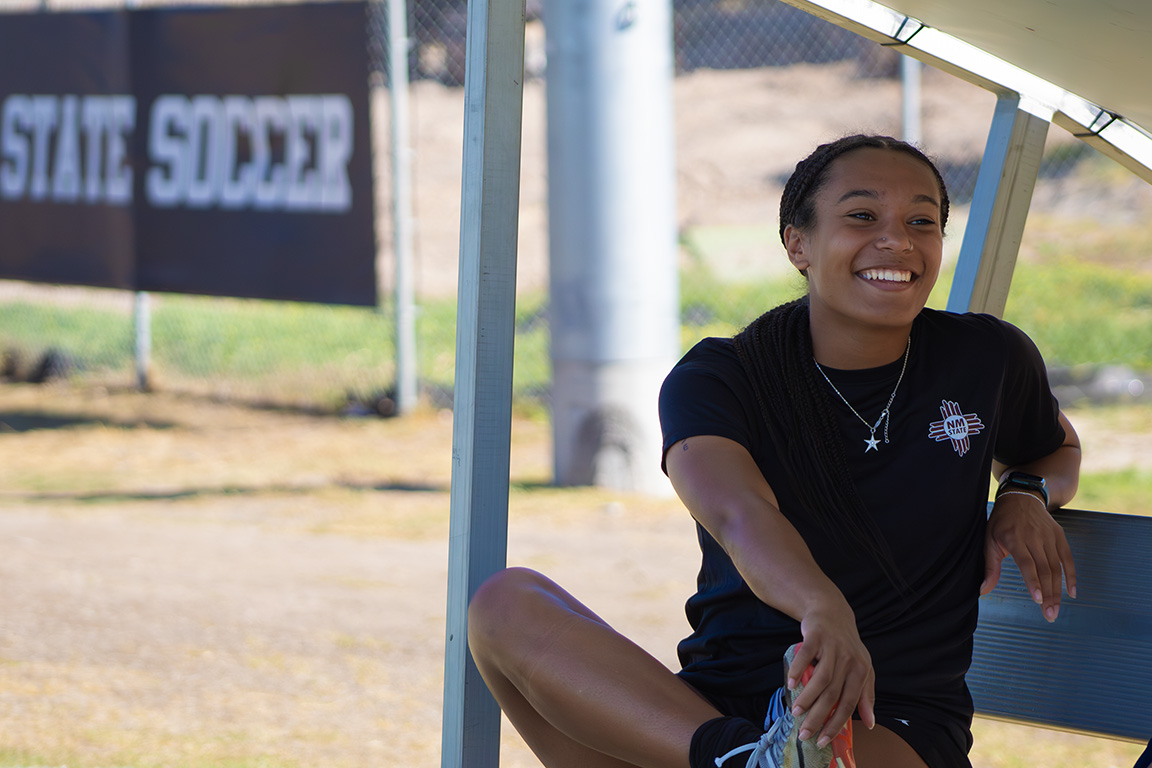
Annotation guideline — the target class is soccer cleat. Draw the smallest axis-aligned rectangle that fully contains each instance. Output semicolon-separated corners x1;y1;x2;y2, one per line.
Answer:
714;643;856;768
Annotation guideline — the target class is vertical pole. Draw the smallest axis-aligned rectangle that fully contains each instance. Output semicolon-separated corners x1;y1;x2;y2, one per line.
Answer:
440;0;525;765
901;55;921;145
947;93;1051;317
124;0;150;391
546;0;679;495
134;292;151;390
389;0;418;413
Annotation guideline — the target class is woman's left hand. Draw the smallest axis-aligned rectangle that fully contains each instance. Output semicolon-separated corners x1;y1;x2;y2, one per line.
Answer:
981;491;1077;622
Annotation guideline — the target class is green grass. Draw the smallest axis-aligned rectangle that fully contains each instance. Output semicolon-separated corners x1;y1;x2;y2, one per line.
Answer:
1002;256;1152;369
150;297;394;379
1076;468;1152;516
0;300;134;370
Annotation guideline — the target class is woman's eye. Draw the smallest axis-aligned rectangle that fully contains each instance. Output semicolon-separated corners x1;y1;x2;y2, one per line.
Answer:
849;212;874;221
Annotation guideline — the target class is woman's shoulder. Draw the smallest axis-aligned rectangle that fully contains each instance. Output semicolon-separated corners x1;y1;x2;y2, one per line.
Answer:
662;336;751;403
679;336;740;365
917;307;1032;348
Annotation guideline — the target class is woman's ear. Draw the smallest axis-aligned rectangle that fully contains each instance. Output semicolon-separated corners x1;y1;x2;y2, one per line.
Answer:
783;225;809;274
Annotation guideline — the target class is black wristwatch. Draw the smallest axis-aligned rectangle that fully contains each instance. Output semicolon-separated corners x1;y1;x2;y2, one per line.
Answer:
997;471;1049;507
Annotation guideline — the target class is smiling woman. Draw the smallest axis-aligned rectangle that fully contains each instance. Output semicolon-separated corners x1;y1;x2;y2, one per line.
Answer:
466;135;1082;768
782;143;947;362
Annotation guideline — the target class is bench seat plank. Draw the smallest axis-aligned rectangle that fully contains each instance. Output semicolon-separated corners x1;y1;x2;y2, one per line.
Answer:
970;508;1152;742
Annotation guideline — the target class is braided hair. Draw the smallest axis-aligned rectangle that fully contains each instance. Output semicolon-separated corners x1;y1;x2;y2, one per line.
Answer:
734;135;949;594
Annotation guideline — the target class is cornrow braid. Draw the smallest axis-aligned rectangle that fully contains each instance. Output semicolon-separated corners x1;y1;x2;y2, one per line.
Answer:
778;134;950;245
732;297;910;595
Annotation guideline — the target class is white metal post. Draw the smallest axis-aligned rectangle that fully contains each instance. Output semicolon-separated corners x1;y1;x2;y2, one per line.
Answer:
440;0;525;765
133;291;151;390
388;0;418;413
546;0;679;495
947;93;1051;316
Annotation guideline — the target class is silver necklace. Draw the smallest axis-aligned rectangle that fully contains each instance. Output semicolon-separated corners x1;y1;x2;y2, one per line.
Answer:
814;337;911;453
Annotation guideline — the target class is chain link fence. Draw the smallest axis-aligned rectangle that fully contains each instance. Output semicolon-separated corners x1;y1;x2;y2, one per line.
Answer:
2;0;1146;412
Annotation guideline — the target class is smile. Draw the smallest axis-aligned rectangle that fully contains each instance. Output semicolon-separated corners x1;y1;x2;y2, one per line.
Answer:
858;268;913;283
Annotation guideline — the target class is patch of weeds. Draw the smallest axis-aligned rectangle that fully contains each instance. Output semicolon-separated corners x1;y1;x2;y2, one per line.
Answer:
1076;468;1152;517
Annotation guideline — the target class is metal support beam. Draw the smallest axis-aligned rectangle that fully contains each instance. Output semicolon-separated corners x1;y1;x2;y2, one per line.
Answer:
388;0;418;413
901;55;922;146
947;93;1050;317
440;0;525;765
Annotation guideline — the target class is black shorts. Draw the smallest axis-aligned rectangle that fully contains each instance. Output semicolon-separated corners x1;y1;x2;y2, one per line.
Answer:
679;677;973;768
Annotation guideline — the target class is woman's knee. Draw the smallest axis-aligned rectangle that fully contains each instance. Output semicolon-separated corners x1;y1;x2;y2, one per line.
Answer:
468;567;559;650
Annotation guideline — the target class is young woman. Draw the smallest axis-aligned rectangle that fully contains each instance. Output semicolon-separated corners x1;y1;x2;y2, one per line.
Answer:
468;134;1081;768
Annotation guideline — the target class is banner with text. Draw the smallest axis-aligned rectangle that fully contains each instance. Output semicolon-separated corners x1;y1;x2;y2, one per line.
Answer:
0;1;376;306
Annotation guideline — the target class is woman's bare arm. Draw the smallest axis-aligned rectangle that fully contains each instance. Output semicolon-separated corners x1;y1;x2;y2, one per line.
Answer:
665;434;875;747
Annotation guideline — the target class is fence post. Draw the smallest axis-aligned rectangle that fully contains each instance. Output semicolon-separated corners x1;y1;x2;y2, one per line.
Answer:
123;0;150;391
133;292;151;390
389;0;418;413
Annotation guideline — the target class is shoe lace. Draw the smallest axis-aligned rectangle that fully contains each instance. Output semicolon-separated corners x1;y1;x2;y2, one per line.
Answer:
712;713;787;768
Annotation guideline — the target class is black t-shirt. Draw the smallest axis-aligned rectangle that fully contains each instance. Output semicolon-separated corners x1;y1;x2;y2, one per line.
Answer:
659;308;1065;721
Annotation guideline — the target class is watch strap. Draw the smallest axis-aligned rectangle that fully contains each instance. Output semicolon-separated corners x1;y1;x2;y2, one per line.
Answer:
997;471;1049;507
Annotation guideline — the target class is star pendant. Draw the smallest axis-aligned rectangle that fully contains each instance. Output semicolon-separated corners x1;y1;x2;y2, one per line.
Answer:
864;435;880;453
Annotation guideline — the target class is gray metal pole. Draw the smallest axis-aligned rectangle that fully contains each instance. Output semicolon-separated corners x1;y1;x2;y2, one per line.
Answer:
901;55;922;146
546;0;680;495
440;0;525;764
947;93;1051;316
388;0;418;413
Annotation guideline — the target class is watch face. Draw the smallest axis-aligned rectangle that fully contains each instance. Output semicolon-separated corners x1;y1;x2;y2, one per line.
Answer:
1007;472;1046;489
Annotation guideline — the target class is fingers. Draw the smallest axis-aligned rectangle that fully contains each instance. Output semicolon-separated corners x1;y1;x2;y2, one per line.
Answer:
1006;526;1075;623
1057;529;1078;600
786;642;817;691
788;646;873;747
986;497;1079;622
857;684;876;731
980;539;1005;596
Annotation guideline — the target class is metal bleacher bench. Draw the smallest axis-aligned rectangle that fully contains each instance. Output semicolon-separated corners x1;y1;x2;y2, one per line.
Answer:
969;507;1152;744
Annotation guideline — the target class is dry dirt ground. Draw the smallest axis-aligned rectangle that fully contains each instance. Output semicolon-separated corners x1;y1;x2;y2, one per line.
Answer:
3;63;1152;768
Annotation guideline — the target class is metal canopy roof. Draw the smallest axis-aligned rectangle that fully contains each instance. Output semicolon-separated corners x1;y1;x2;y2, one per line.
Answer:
783;0;1152;183
885;0;1152;131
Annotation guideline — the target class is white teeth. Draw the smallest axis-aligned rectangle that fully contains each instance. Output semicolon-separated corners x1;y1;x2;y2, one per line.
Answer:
860;269;912;283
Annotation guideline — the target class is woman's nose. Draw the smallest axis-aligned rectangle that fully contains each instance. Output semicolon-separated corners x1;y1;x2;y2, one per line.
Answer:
877;227;912;252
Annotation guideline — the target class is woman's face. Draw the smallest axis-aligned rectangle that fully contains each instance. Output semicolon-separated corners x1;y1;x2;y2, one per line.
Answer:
784;147;944;334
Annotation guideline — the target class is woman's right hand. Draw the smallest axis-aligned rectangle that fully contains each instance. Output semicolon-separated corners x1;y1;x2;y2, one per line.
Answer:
787;600;876;747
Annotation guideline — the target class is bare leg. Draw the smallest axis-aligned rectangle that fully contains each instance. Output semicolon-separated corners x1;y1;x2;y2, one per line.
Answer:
854;725;930;768
467;567;721;768
469;568;934;768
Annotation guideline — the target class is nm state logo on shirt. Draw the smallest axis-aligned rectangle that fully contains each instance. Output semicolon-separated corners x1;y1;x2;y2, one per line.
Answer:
928;400;984;456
